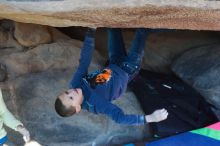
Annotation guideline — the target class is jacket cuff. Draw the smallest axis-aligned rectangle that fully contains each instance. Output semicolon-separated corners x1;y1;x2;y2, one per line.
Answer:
139;115;146;124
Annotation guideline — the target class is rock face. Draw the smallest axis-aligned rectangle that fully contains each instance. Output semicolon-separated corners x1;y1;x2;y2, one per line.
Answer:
4;69;148;146
49;27;72;42
172;44;220;119
0;39;103;79
143;30;220;73
14;22;52;47
0;20;23;52
0;64;6;82
1;0;220;30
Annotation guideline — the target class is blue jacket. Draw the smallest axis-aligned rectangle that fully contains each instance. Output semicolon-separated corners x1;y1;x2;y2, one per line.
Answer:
69;36;145;125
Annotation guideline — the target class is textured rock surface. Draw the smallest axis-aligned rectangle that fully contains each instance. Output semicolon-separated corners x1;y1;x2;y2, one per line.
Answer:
49;27;72;42
2;69;148;146
172;44;220;119
14;22;52;47
1;0;220;30
143;30;220;73
0;20;23;52
0;39;104;79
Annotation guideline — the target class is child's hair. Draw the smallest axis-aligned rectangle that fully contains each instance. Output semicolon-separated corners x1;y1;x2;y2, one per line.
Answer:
55;95;76;117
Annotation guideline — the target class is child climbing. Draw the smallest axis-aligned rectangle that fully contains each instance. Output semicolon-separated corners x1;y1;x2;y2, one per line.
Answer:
55;28;169;125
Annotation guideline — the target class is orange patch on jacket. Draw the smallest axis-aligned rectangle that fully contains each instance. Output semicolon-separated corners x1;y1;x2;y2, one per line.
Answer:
95;69;112;83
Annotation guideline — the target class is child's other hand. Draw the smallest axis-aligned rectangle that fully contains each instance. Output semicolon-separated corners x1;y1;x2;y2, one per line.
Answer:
145;108;168;123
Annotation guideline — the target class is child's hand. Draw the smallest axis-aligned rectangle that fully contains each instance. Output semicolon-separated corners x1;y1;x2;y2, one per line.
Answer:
145;108;168;123
17;125;30;142
86;27;97;37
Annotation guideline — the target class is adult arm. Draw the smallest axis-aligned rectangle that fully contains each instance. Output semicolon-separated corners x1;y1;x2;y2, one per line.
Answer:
0;88;22;131
70;28;96;88
0;88;30;141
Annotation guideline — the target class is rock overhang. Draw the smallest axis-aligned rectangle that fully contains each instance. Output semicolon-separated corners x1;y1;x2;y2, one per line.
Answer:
0;0;220;30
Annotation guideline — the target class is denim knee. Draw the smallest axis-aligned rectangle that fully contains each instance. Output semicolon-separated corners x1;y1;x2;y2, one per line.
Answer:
119;62;140;75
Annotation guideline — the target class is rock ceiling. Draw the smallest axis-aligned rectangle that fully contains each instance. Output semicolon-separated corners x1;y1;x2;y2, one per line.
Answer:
0;0;220;30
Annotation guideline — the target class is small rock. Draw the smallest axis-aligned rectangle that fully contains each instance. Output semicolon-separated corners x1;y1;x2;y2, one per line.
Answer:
14;22;52;47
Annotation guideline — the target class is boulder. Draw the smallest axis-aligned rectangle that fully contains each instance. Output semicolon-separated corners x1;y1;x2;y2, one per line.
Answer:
142;30;220;73
0;1;220;30
172;44;220;119
14;22;52;47
0;20;23;52
3;69;148;146
0;39;104;79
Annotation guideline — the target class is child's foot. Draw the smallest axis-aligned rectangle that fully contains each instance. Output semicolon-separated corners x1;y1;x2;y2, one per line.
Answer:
145;108;168;123
86;28;96;37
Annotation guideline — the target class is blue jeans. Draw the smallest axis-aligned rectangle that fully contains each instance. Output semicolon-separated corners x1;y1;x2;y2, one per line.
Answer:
107;28;148;81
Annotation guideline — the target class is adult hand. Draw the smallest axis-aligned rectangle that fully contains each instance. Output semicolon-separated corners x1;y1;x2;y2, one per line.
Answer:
145;108;168;123
17;125;30;142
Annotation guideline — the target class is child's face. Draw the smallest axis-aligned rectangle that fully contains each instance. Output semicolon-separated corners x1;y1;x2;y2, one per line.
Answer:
59;88;83;113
